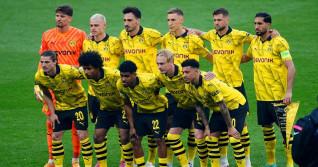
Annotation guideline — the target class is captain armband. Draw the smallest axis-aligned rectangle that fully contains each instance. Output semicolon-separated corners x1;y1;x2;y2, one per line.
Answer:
280;50;291;60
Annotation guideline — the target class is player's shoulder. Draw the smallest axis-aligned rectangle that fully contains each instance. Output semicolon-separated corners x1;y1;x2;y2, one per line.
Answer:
143;27;162;36
231;28;250;36
206;29;217;35
35;70;44;79
104;67;119;75
108;35;120;43
272;36;288;43
42;28;56;37
187;33;203;41
71;26;86;34
119;29;128;36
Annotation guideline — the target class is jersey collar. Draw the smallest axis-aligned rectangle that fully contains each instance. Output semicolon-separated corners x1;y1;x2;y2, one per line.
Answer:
92;34;109;44
195;75;203;89
44;64;60;78
128;26;143;38
165;64;179;78
175;30;188;39
261;35;272;44
216;27;232;39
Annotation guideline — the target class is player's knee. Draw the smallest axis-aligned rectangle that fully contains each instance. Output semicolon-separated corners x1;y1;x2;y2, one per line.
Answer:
93;134;104;144
131;137;142;147
52;132;63;141
154;138;165;146
120;133;130;145
77;130;88;140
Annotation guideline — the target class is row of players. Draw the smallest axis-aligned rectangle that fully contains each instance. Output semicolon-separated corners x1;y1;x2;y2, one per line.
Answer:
34;4;295;167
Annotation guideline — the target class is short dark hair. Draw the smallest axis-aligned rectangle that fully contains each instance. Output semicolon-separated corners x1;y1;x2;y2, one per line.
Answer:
123;6;141;19
55;4;73;16
255;12;271;23
181;59;200;69
78;51;103;69
213;8;229;17
41;50;57;61
167;8;184;16
119;61;137;73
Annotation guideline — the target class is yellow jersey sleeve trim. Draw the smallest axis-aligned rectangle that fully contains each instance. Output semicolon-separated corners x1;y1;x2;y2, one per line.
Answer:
280;50;291;60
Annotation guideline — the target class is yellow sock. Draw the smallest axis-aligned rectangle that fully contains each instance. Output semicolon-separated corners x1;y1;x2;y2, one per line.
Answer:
122;142;133;167
167;133;188;166
165;130;173;165
187;128;196;163
52;140;64;167
135;156;145;167
218;131;229;159
195;138;208;167
206;136;220;167
230;137;245;167
94;142;107;167
262;126;276;165
147;134;157;164
80;138;93;167
159;157;167;167
284;136;294;167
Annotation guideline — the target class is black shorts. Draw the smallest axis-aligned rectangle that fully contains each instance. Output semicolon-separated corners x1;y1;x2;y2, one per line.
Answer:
88;94;100;123
257;100;283;125
170;105;196;129
234;82;250;114
54;105;88;132
209;104;247;134
132;105;168;139
95;109;129;130
195;107;210;130
165;93;177;116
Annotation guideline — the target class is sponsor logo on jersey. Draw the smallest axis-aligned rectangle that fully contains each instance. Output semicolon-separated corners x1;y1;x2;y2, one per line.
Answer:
54;50;77;56
174;53;189;59
95;91;116;96
125;49;146;54
253;58;273;63
213;49;234;55
102;57;110;62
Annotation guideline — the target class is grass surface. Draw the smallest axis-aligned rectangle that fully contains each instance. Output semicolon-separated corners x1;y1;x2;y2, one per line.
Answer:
0;0;317;166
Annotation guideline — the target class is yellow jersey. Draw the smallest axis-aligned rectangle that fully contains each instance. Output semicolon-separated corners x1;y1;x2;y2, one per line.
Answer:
246;36;292;101
80;67;123;111
117;74;167;114
162;31;210;65
82;34;124;95
155;64;195;109
119;26;162;73
185;74;246;112
35;64;87;111
202;27;253;87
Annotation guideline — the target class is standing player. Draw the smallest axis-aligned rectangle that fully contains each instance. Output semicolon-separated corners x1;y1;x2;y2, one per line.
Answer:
242;12;296;167
34;4;86;167
161;8;213;166
82;14;125;167
181;59;248;167
119;6;162;166
78;51;133;167
117;61;168;167
35;50;93;167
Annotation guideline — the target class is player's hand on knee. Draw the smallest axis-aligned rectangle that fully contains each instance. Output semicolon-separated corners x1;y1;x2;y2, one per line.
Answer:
228;127;241;139
130;128;138;138
283;91;292;104
34;85;44;102
204;127;211;140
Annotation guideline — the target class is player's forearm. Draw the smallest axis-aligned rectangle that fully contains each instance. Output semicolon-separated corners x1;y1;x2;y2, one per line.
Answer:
205;52;214;63
218;100;233;128
195;102;209;127
241;54;252;63
43;91;55;115
287;64;296;93
124;99;135;129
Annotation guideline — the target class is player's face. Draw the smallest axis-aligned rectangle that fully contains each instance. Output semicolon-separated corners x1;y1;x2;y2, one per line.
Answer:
167;13;183;32
55;12;72;28
82;65;99;79
182;66;196;83
90;19;106;37
40;56;57;73
254;17;270;36
120;72;136;87
213;14;229;32
156;56;172;74
123;13;140;32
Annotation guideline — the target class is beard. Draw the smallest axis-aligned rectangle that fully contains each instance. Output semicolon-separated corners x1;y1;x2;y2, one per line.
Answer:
256;29;267;36
216;25;226;32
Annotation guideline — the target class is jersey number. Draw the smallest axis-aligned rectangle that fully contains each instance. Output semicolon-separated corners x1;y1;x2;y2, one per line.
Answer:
152;120;160;130
75;111;84;121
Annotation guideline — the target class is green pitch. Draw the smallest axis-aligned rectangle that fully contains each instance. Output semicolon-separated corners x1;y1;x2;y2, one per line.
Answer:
0;0;317;166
